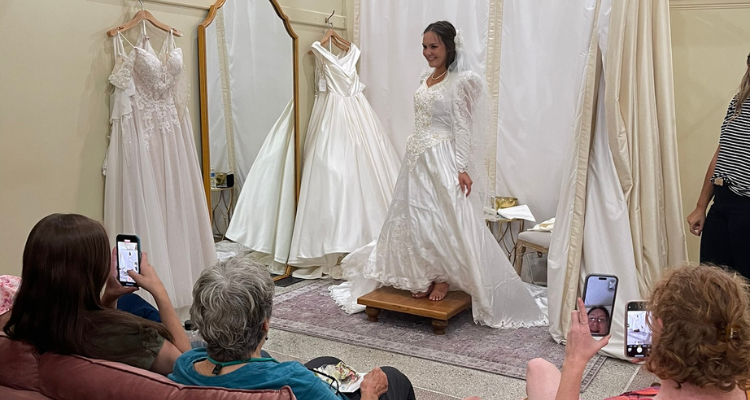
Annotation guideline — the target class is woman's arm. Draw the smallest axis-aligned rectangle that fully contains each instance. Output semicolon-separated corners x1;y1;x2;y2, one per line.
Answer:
687;145;719;236
150;340;182;375
453;72;483;197
101;247;137;309
129;253;191;352
554;298;610;400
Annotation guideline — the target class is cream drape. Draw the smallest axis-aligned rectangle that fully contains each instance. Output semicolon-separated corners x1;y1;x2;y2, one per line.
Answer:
550;0;687;357
547;0;606;347
604;0;688;296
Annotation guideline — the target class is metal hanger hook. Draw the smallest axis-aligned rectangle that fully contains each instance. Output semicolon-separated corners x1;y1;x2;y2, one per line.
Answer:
138;0;145;12
325;10;335;26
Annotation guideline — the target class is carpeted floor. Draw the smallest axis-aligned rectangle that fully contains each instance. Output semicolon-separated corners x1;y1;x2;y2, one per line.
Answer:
271;280;607;390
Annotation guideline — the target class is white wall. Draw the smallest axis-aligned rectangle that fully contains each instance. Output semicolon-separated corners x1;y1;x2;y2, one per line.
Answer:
0;0;353;276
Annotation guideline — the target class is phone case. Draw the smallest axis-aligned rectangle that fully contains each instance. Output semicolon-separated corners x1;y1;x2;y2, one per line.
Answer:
115;234;141;287
625;301;651;357
581;274;619;337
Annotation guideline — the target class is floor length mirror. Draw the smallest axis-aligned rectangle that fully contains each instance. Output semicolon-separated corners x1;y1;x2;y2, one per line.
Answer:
198;0;298;279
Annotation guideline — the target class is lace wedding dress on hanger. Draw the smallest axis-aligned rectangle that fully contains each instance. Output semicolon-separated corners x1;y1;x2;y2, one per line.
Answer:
104;31;217;308
288;42;401;278
330;70;548;328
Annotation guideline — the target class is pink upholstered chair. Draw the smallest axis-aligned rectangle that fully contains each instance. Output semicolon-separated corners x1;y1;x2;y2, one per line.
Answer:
0;333;296;400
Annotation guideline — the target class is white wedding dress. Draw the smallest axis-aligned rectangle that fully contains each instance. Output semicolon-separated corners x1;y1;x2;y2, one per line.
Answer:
104;31;217;308
331;71;548;328
225;100;296;274
288;42;401;278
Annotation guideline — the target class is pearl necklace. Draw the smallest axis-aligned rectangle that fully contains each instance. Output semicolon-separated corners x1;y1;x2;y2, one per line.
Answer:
429;69;448;81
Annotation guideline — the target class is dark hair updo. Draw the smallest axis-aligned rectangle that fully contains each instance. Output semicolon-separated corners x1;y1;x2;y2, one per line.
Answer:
423;21;457;69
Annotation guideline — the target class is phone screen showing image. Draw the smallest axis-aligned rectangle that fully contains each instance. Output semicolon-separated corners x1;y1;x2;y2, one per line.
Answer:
626;302;652;357
582;275;618;337
116;235;140;287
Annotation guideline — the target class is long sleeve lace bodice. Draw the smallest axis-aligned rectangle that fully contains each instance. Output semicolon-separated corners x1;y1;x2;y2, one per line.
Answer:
405;70;483;172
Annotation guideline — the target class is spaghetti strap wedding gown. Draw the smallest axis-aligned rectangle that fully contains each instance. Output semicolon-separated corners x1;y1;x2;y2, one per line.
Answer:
104;31;217;308
288;42;401;278
330;71;547;328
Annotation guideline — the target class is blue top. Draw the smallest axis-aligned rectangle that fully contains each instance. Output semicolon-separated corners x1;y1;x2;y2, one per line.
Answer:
169;348;347;400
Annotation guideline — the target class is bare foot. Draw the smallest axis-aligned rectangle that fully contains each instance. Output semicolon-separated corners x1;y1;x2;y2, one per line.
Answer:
412;282;434;298
429;282;449;301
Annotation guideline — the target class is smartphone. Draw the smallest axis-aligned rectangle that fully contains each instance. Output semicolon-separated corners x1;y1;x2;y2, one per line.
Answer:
582;274;618;337
116;234;141;287
626;301;652;358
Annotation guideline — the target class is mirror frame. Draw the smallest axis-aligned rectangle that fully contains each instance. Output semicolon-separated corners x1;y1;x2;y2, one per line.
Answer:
197;0;299;280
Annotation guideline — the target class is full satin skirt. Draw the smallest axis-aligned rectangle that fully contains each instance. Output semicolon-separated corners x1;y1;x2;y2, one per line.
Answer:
289;91;401;278
330;141;548;328
225;100;296;274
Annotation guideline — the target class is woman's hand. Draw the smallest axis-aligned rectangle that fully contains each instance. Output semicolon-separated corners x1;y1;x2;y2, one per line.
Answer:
360;367;389;400
127;252;167;297
551;298;611;400
458;172;473;197
687;206;707;236
101;247;137;308
565;298;610;365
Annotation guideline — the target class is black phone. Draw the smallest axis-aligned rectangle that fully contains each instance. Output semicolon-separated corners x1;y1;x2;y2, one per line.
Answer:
116;234;141;287
626;301;652;358
582;274;618;337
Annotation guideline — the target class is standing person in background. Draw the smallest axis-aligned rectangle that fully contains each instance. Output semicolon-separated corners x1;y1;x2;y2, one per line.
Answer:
687;53;750;278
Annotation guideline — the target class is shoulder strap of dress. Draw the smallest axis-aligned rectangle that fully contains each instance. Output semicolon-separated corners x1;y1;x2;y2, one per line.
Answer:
166;29;176;53
113;32;130;58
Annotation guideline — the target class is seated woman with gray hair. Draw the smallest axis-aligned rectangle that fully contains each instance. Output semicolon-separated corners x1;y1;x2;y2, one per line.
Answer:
169;257;417;400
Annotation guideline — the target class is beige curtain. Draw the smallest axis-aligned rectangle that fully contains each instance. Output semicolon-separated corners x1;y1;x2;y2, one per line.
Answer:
553;0;687;351
553;0;603;340
604;0;688;297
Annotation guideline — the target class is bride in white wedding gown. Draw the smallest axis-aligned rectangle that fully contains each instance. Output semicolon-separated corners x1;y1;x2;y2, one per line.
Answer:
330;22;547;328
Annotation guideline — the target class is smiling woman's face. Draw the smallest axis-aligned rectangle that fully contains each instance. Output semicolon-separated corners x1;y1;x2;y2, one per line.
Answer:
422;31;447;69
588;308;609;335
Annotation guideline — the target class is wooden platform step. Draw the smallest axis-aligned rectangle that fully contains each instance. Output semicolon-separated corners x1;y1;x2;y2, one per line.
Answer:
357;286;471;335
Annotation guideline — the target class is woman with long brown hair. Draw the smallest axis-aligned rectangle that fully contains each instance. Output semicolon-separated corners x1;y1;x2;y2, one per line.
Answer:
687;53;750;277
3;213;190;375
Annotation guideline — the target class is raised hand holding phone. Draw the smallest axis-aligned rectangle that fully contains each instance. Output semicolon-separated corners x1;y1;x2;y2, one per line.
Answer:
127;252;167;297
555;298;611;400
102;246;137;308
565;298;611;362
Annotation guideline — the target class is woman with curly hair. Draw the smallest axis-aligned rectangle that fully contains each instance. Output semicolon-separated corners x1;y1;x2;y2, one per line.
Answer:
525;264;750;400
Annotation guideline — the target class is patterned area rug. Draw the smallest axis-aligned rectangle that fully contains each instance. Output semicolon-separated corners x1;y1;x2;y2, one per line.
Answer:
271;280;606;390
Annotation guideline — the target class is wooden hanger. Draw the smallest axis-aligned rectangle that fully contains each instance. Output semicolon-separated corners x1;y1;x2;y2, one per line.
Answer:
320;29;350;52
107;8;183;38
309;10;350;55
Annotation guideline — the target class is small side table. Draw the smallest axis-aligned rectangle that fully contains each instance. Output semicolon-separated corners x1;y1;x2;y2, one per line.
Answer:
485;215;525;265
210;186;234;241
